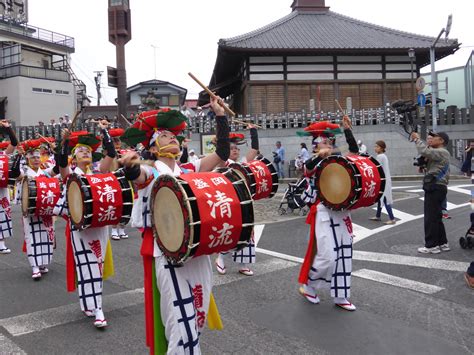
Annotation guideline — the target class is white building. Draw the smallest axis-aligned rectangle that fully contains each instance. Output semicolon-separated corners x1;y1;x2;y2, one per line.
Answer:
127;79;187;110
0;8;84;126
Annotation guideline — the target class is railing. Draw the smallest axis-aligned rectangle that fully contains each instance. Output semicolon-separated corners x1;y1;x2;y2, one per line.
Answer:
0;64;70;81
12;105;474;141
0;21;74;49
187;106;474;133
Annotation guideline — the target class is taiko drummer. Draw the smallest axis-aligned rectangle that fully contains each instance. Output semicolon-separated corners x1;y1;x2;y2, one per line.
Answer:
11;139;60;280
118;96;230;355
0;120;18;255
298;117;360;311
215;127;259;277
55;122;118;328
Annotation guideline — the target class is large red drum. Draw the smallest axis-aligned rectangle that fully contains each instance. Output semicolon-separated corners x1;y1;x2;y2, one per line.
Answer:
67;170;134;230
228;157;278;200
150;170;254;265
314;155;385;211
21;176;61;217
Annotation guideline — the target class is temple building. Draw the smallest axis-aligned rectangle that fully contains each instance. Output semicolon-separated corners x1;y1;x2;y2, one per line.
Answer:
200;0;459;115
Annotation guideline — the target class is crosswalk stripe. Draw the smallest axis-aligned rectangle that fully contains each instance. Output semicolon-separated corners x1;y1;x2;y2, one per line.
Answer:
371;206;422;221
353;250;469;272
0;288;145;337
418;197;469;210
352;269;444;294
0;335;26;354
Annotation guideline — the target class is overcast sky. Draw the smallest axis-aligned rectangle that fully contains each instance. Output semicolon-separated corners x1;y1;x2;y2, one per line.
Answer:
28;0;474;105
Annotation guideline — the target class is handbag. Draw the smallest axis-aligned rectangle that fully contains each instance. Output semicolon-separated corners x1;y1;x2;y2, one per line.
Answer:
422;174;436;192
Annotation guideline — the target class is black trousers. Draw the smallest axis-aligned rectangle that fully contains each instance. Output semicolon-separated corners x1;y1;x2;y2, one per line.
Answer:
423;184;448;248
468;262;474;277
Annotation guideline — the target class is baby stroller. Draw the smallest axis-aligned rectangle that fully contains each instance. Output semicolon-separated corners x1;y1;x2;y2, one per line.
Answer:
459;229;474;249
278;177;309;216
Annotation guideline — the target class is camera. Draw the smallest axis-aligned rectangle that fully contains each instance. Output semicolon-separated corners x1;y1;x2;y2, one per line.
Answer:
413;155;427;167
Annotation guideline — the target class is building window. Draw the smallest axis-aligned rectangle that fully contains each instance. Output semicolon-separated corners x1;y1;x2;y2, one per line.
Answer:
32;87;53;94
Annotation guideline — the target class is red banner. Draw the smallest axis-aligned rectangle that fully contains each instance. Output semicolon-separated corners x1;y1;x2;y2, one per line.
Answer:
86;173;123;228
35;176;61;216
346;155;382;209
247;160;273;200
179;172;243;256
0;155;9;188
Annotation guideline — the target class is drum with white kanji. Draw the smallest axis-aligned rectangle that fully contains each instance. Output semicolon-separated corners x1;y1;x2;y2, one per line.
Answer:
66;169;134;230
151;170;254;265
21;176;61;217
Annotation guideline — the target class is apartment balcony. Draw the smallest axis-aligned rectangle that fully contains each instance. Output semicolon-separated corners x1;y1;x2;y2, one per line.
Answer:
0;64;70;82
0;21;75;53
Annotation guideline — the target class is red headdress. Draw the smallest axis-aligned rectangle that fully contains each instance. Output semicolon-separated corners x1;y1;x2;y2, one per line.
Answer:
229;133;246;145
121;109;188;148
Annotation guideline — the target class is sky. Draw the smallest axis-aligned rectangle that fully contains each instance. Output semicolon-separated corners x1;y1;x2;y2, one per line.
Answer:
27;0;474;105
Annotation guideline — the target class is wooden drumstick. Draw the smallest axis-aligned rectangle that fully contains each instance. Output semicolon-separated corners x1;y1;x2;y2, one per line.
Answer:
36;133;55;147
120;114;133;127
334;100;352;129
69;110;82;131
232;118;263;129
188;72;236;117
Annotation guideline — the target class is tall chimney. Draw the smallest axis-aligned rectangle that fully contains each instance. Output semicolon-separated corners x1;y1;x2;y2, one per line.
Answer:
291;0;329;12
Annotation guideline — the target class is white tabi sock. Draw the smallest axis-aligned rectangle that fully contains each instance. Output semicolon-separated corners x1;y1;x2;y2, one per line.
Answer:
32;266;40;274
111;228;118;237
0;240;5;249
94;308;105;321
217;253;225;266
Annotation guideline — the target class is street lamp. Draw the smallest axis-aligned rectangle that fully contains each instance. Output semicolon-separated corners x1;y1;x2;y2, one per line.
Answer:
430;14;452;133
408;48;415;102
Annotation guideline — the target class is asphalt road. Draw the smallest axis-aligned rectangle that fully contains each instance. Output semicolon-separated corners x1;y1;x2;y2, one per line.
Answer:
0;180;473;354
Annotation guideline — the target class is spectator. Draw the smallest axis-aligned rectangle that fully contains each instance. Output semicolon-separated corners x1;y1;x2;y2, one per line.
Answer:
85;115;93;124
295;154;304;178
188;149;199;163
64;114;71;125
370;140;396;224
357;139;367;154
58;117;66;128
273;141;285;178
300;142;310;162
410;131;451;254
461;141;473;176
50;118;58;126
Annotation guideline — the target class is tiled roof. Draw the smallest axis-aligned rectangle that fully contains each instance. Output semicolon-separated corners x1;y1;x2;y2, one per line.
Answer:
219;11;458;50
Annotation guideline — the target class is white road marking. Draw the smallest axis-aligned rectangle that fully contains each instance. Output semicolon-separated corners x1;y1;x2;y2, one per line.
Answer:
353;251;469;272
392;186;417;190
0;288;145;337
406;189;424;193
253;224;265;247
256;248;469;272
0;257;296;338
371;206;421;222
0;335;26;354
213;257;296;286
448;185;473;196
352;269;444;294
418;197;469;210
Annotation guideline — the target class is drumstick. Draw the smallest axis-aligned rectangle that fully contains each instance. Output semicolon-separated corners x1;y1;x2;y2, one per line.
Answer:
36;133;55;147
120;114;133;127
188;72;236;117
232;118;263;129
69;110;82;131
334;100;352;129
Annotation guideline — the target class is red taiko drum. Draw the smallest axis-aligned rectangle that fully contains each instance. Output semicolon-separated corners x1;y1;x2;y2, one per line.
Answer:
21;176;61;217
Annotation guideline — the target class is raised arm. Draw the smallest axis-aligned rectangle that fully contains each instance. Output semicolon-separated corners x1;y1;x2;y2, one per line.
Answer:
0;120;18;155
341;115;358;154
98;120;117;173
199;96;230;172
245;124;259;162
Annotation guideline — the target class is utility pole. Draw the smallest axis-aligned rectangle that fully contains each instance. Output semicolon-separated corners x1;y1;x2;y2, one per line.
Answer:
430;14;452;133
94;71;103;106
108;0;132;127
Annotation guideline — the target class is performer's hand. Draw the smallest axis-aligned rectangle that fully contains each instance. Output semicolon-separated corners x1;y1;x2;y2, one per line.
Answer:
210;95;226;116
318;148;331;158
0;120;11;128
342;115;352;130
118;151;140;167
98;120;109;130
181;138;191;149
247;123;257;130
61;128;71;142
410;132;419;141
17;145;25;155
